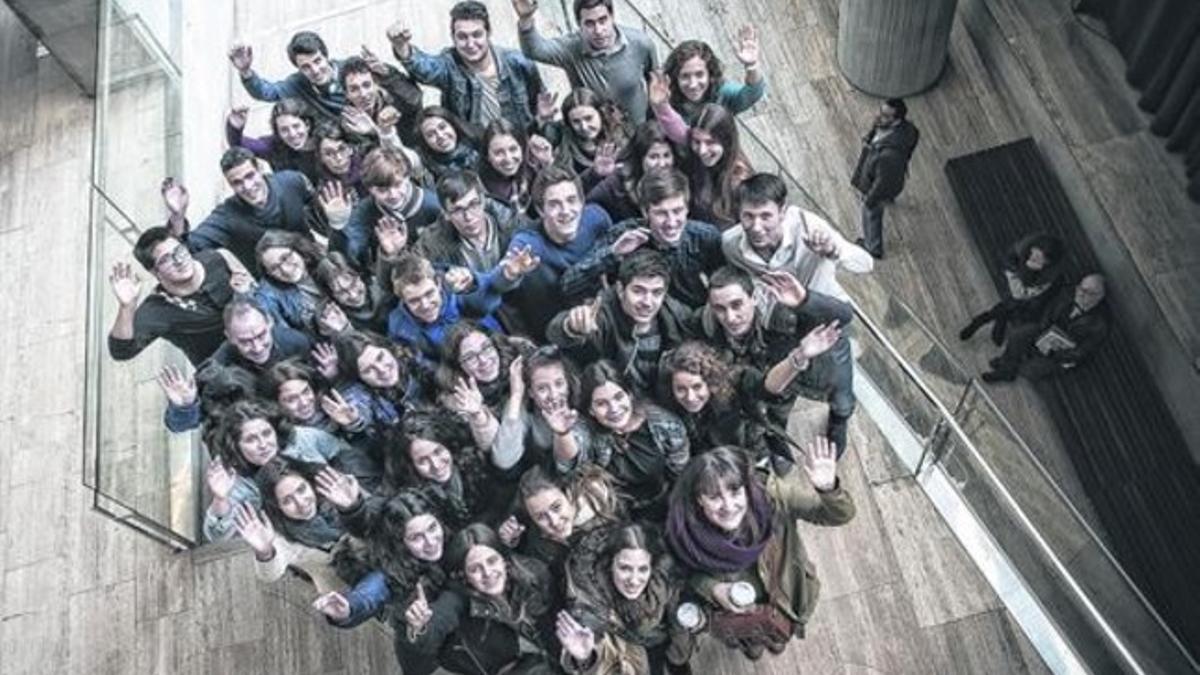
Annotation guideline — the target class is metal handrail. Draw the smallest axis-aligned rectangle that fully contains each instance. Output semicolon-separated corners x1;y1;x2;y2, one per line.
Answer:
849;298;1154;674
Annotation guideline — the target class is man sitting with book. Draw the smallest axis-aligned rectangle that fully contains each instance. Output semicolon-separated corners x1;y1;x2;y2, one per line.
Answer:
982;273;1110;383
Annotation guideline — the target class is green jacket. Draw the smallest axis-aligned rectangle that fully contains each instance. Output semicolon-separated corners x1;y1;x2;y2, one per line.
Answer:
689;470;856;631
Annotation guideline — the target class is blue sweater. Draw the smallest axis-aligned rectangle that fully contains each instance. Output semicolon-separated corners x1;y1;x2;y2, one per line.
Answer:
504;204;613;338
387;269;513;366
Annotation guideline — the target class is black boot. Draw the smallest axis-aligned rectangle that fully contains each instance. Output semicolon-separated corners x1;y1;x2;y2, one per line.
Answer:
959;311;992;341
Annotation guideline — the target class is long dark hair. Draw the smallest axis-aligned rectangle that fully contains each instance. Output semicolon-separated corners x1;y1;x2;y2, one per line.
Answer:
478;118;533;185
366;489;450;596
413;106;480;157
385;408;476;490
258;357;322;404
256;458;345;550
202;399;296;475
269;98;316;147
333;330;412;395
618;121;678;195
657;341;738;416
683;104;744;225
523;345;583;411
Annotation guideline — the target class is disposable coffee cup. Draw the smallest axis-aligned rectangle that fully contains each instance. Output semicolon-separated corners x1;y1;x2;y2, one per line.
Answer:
676;602;704;631
729;581;756;608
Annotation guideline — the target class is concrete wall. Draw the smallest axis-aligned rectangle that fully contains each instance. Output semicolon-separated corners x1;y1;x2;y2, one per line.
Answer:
4;0;99;94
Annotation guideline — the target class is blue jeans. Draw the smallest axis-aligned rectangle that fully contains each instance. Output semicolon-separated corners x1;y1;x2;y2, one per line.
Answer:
861;201;885;257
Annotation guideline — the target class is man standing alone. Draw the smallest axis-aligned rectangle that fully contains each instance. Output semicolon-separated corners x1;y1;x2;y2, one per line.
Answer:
851;98;919;260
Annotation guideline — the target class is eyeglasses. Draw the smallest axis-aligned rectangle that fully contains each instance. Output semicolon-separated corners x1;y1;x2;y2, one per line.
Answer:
330;273;359;296
154;243;191;270
321;144;353;159
265;249;299;276
459;342;497;368
448;197;484;219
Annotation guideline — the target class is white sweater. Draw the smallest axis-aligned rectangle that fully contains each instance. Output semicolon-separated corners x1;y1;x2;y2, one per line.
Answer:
721;206;873;302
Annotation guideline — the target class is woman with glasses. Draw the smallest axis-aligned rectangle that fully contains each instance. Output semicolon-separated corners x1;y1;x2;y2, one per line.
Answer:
312;252;394;334
314;121;368;199
434;321;533;450
253;229;328;332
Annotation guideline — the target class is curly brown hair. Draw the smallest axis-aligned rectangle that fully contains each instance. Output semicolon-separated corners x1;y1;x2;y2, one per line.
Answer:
657;341;737;413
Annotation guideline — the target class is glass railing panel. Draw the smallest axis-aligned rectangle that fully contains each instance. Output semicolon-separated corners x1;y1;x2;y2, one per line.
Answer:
85;0;195;548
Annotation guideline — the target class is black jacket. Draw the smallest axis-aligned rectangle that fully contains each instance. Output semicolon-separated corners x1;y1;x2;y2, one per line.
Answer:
850;120;920;207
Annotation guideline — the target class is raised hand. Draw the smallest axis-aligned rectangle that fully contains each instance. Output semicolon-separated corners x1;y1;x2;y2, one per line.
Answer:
592;142;619;178
312;591;352;622
508;355;526;400
556;610;596;662
160;177;190;218
804;435;839;490
227;105;250;130
228;42;254;74
229;270;256;294
565;297;602;337
320;389;360;428
157;365;197;407
612;227;651;256
232;502;276;558
314;465;361;510
444;266;475;293
205;459;237;501
526;133;555;172
542;405;578;435
360;44;388;75
404;584;433;635
318;181;352;226
498;515;527;548
311;343;339;381
376;105;400;130
795;321;841;360
733;25;760;68
109;262;142;307
760;269;808;308
648;70;671;110
374;215;409;257
341;107;377;136
536;91;560;124
386;22;414;59
512;0;539;20
803;227;840;259
451;376;485;417
501;245;541;280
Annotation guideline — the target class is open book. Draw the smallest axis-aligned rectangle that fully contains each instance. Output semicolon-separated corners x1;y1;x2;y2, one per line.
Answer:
1035;326;1077;355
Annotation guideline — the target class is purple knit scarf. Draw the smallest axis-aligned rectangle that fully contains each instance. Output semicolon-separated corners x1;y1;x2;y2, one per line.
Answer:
667;483;774;574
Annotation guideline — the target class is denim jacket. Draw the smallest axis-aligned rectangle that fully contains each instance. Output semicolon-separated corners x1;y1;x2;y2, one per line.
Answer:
401;46;545;131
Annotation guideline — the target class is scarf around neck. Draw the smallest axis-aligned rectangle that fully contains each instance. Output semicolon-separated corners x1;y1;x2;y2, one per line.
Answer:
666;481;773;574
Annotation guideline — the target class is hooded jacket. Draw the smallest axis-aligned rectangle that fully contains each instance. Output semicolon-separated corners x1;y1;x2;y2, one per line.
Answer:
850;119;919;206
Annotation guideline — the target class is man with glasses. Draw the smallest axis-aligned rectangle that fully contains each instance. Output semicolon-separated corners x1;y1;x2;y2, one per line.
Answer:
163;147;321;271
108;226;253;365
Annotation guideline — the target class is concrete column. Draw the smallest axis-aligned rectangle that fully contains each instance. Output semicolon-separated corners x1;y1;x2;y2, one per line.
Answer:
837;0;958;98
4;0;99;94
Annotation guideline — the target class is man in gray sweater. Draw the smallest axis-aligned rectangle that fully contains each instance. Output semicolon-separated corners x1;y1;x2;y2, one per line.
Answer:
513;0;659;123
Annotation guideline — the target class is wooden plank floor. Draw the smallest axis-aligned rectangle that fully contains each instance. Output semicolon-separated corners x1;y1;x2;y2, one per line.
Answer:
5;0;1195;671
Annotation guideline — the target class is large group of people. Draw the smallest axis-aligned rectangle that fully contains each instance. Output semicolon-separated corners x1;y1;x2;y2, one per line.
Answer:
105;0;1109;672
